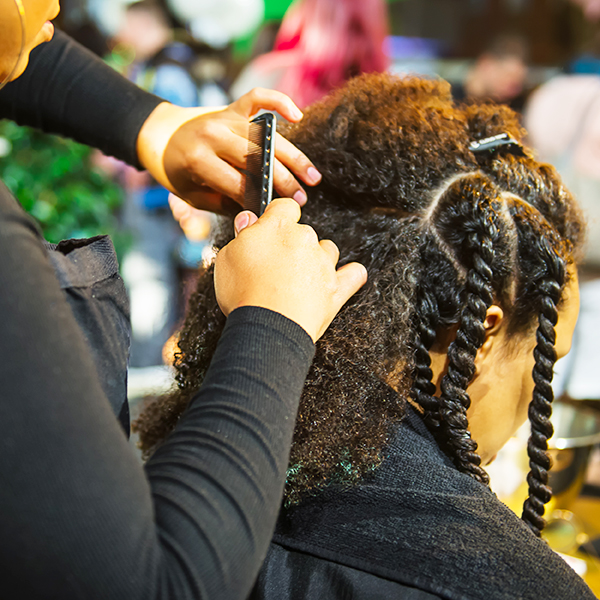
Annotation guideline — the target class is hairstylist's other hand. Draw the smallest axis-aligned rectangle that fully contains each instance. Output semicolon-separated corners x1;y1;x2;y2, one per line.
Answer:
136;89;322;214
214;199;368;342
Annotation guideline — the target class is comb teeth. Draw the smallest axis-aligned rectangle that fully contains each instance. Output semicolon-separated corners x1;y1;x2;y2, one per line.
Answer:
243;113;276;215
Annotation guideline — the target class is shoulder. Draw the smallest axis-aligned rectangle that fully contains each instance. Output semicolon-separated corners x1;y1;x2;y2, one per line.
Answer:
269;412;594;600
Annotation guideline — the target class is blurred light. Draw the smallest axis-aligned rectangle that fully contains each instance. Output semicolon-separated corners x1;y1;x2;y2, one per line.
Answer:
0;137;11;158
386;36;446;60
168;0;264;46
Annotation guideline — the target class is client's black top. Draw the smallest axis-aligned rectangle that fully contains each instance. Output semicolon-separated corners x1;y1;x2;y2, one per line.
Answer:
251;406;596;600
0;33;316;599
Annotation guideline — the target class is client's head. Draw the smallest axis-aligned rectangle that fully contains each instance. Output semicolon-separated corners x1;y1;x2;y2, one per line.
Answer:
135;73;584;537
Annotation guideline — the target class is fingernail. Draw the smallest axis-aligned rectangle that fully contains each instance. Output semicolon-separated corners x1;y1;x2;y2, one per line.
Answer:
292;106;303;121
234;212;250;235
360;264;369;281
307;167;322;184
293;189;307;206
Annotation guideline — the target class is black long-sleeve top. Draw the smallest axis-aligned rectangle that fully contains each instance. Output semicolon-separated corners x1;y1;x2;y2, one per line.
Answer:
0;32;316;599
0;30;162;167
0;182;314;599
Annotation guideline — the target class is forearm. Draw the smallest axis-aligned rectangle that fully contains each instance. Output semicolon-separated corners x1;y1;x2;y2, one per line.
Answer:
0;30;162;167
146;307;314;599
0;183;314;599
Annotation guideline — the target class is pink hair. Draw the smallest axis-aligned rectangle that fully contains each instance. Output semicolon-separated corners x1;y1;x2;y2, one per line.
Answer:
254;0;390;108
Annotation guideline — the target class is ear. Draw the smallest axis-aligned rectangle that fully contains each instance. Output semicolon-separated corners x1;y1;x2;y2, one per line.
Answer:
474;305;505;374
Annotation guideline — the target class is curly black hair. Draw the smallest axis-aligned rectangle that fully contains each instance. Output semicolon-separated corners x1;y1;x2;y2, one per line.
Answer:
134;74;584;537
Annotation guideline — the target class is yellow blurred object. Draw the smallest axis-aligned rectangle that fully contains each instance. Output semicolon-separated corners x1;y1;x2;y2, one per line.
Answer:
544;510;589;554
567;497;600;596
488;406;600;597
162;331;180;367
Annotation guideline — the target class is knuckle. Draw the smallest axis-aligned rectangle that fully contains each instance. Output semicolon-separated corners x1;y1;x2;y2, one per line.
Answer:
264;197;299;222
325;238;339;252
201;120;222;143
299;223;319;244
285;145;304;165
276;165;296;189
247;88;262;103
193;118;211;137
282;141;304;163
268;197;288;211
183;151;203;174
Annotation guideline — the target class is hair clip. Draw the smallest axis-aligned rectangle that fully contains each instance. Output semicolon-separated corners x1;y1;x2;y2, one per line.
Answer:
469;133;526;157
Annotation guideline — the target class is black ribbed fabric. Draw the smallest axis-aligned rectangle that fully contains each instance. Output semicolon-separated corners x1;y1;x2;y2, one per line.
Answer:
0;30;162;168
0;181;315;600
252;405;596;600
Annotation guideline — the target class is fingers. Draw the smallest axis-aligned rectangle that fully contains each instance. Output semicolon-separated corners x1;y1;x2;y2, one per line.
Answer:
199;124;315;208
334;262;369;305
272;159;307;206
275;133;322;187
215;131;317;207
187;154;245;205
319;239;340;265
231;88;303;122
261;197;302;223
214;121;321;206
209;125;250;171
234;210;258;237
168;194;191;222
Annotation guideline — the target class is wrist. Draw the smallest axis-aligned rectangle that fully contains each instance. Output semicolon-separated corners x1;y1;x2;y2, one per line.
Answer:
230;298;318;343
136;102;219;187
228;306;315;349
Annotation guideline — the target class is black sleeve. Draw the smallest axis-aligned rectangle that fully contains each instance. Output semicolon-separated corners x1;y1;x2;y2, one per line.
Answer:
0;30;163;167
0;181;315;600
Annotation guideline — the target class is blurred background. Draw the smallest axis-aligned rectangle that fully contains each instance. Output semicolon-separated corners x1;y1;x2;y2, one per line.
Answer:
2;1;600;589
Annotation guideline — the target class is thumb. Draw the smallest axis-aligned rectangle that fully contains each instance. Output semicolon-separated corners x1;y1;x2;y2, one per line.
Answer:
333;262;368;307
234;210;259;237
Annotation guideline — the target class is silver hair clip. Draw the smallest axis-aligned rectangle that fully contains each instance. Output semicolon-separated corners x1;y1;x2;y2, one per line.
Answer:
469;133;526;157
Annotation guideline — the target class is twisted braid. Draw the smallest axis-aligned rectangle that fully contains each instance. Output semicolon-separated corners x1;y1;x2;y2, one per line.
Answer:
426;174;510;484
507;199;567;536
437;258;491;484
411;287;441;427
522;276;561;536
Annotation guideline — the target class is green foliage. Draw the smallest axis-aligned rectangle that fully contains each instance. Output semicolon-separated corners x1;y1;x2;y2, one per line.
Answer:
0;120;128;254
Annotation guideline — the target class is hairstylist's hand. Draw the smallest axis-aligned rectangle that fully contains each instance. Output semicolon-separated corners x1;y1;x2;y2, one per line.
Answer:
136;89;322;214
214;199;368;342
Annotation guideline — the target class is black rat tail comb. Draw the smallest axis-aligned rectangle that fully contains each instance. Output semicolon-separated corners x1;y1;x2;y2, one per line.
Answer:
243;112;276;216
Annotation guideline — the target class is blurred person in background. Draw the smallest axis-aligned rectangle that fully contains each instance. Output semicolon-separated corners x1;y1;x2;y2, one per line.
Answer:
451;34;529;112
571;0;600;22
526;74;600;405
116;0;200;108
110;0;227;368
231;0;390;109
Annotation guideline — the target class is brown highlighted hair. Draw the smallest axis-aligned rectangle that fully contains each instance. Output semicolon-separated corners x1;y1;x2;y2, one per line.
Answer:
134;74;584;537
